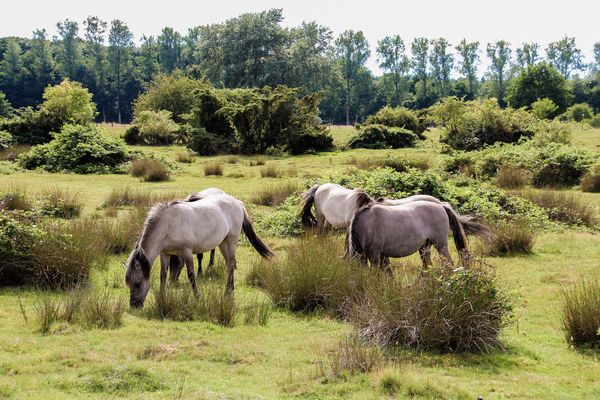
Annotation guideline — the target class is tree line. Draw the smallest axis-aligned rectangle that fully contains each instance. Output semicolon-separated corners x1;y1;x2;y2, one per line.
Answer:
1;8;599;124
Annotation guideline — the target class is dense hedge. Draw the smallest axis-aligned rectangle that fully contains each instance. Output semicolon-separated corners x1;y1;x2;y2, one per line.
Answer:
19;124;130;174
364;106;427;137
348;124;419;149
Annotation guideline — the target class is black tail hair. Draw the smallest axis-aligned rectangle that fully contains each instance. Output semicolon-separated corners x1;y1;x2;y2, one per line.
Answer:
242;210;274;260
300;185;320;228
457;215;494;239
442;203;467;253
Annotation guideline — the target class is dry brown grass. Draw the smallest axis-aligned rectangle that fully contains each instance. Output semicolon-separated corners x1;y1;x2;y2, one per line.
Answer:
250;181;301;206
204;162;224;176
495;164;530;189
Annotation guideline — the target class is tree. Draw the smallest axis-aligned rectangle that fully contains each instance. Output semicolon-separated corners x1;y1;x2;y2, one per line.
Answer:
83;16;108;122
546;36;584;79
0;91;13;118
377;35;409;106
182;26;201;68
506;62;572;112
592;42;600;72
516;43;540;68
486;40;512;106
39;79;97;124
138;35;159;82
157;27;182;73
0;38;25;106
334;30;370;125
411;38;429;107
29;29;56;96
55;19;81;80
455;39;479;99
429;38;454;98
108;19;133;124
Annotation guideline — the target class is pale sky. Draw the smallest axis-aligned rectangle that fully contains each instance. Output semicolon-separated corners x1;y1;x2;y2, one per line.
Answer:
1;0;598;75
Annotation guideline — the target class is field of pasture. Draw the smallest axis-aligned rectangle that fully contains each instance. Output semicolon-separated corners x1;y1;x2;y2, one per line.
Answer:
1;124;599;399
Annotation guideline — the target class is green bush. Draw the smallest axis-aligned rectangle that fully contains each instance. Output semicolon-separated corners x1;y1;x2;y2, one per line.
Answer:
257;194;303;237
589;115;600;128
580;162;600;192
433;97;537;151
563;103;594;122
532;145;596;188
19;124;130;174
531;98;559;120
0;130;13;151
348;124;419;149
506;62;572;112
364;106;427;137
130;110;180;145
185;126;235;155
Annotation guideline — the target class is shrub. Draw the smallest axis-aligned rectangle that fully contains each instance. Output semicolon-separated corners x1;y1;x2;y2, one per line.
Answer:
580;163;600;192
250;181;301;206
433;97;537;151
506;62;572;112
40;188;82;219
0;186;33;211
123;125;142;145
531;119;573;145
257;194;303;237
348;124;419;149
561;277;600;347
364;106;427;137
130;110;180;145
351;259;513;353
259;164;283;178
175;151;194;163
329;335;383;377
531;98;559;120
204;161;224;176
589;115;600;128
0;130;13;151
532;145;596;188
518;190;597;227
563;103;594;122
19;124;130;174
495;164;529;189
485;219;536;256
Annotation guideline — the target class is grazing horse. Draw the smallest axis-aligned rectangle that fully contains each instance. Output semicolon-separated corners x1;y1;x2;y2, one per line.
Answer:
169;187;225;281
348;201;473;268
125;193;274;308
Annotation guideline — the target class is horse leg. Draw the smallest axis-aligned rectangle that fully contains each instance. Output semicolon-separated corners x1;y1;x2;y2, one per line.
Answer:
316;212;326;234
197;253;203;276
322;220;332;235
160;254;169;292
219;237;238;294
419;240;433;268
183;250;199;296
208;249;215;268
434;241;453;268
169;255;183;283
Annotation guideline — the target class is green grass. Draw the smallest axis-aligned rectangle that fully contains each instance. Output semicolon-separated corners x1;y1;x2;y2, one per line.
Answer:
1;123;600;398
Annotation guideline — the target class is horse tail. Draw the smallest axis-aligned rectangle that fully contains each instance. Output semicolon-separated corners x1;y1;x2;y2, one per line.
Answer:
348;204;371;259
355;189;373;208
442;203;468;253
300;184;320;228
242;208;274;260
457;214;494;239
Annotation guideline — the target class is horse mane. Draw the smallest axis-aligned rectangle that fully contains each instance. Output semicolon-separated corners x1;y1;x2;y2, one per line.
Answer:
375;197;386;203
355;190;373;208
185;194;203;202
348;202;378;257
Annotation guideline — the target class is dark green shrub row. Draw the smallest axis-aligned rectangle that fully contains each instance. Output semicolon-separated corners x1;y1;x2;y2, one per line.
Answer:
348;124;420;149
364;106;428;137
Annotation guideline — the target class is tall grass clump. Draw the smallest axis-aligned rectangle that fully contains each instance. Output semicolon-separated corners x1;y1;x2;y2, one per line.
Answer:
33;295;61;334
351;258;512;353
250;181;301;206
248;158;266;166
146;286;238;327
0;186;32;211
328;335;383;377
129;158;170;182
242;297;272;326
204;161;224;176
562;277;600;348
103;187;179;208
40;187;82;218
495;164;529;189
98;209;145;254
518;190;597;227
175;151;194;163
485;220;536;256
256;236;372;315
260;164;283;178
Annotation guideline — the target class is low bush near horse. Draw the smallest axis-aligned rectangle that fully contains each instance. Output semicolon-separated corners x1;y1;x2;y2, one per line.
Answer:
485;220;536;256
250;181;301;206
351;258;512;353
561;277;600;348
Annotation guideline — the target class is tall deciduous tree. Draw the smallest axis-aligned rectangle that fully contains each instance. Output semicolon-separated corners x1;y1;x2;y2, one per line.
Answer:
545;36;584;78
0;38;24;106
83;16;108;122
157;27;182;73
30;29;56;95
138;35;159;82
516;42;539;68
594;42;600;72
411;38;429;106
108;19;133;124
455;39;479;99
55;19;80;80
429;38;454;98
334;30;370;125
486;40;512;106
377;35;409;106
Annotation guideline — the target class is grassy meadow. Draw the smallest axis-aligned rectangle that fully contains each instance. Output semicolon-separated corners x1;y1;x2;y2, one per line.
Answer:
1;124;599;399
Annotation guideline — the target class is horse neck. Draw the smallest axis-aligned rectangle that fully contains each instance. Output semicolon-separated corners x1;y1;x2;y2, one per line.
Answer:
138;225;166;266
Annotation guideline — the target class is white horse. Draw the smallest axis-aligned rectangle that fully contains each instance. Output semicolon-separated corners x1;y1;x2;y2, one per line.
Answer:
169;187;225;281
301;184;490;237
125;193;273;307
348;201;469;268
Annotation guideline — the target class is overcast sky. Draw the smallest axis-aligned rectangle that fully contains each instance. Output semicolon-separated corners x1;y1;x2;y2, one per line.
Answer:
2;0;598;75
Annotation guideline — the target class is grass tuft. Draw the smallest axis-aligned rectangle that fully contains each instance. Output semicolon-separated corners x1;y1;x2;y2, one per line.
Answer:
519;189;597;227
485;219;536;256
250;181;301;206
580;163;600;193
329;335;383;377
242;297;272;326
260;164;283;178
175;151;194;163
562;276;600;348
204;162;224;176
495;164;529;189
40;187;82;219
